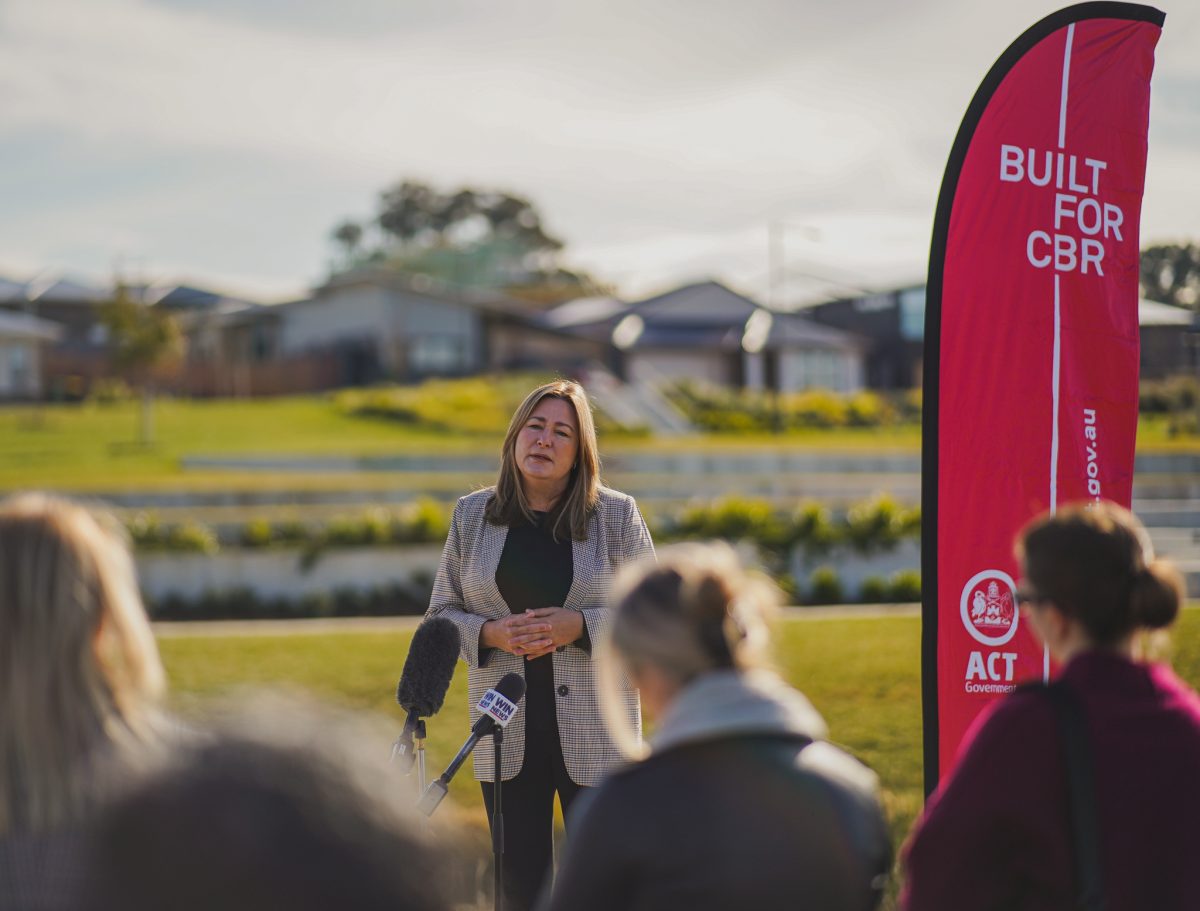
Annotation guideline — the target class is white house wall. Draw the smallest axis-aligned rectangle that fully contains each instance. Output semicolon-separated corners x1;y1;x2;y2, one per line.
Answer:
278;285;484;376
279;285;395;357
777;349;863;393
396;291;481;374
0;339;39;398
628;350;734;387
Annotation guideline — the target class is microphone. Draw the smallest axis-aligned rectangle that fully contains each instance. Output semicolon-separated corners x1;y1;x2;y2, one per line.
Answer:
393;618;460;773
418;673;526;817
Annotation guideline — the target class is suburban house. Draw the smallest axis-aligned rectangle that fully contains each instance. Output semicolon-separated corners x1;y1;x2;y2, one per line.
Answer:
1138;298;1199;380
800;285;1199;387
0;307;61;400
542;280;865;393
263;267;606;386
0;268;613;398
0;273;112;399
795;285;926;389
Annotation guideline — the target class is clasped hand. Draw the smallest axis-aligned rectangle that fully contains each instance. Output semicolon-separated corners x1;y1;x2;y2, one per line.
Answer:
482;608;584;660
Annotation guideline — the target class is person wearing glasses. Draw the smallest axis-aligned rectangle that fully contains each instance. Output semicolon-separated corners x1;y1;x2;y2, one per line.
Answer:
902;502;1200;911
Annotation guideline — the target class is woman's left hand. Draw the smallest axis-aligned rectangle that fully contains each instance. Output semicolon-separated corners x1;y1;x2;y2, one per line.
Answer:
518;607;585;659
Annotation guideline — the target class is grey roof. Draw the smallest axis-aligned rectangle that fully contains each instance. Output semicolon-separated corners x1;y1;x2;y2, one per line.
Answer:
629;280;760;324
313;266;539;320
768;312;863;349
0;277;26;303
0;310;62;341
618;280;860;351
0;273;109;305
26;276;109;304
1140;298;1196;327
541;296;628;329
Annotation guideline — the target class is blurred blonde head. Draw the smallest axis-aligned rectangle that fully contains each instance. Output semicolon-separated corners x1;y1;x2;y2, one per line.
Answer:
599;543;778;756
0;493;165;834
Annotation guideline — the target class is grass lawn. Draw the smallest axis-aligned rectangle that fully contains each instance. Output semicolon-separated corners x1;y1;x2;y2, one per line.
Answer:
156;608;1200;907
2;396;1194;492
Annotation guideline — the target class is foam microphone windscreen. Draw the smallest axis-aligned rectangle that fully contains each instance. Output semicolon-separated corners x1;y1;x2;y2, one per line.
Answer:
493;672;527;704
396;618;460;717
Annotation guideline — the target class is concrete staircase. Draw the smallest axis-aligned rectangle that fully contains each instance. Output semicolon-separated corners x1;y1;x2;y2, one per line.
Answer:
583;364;693;436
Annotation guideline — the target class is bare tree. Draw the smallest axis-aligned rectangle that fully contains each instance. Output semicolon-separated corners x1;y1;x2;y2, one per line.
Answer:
101;283;185;445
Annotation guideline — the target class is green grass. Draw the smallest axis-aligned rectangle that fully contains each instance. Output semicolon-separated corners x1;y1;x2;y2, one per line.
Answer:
3;395;1194;492
156;608;1200;905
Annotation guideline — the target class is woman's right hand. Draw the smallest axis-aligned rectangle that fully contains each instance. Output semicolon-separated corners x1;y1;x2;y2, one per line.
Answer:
481;613;554;657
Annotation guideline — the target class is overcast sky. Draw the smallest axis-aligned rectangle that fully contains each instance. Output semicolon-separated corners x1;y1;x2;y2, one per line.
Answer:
2;0;1197;304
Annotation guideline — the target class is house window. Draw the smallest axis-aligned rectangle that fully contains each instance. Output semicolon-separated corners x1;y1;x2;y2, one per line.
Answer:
410;336;467;374
801;350;837;389
5;344;31;394
899;287;926;341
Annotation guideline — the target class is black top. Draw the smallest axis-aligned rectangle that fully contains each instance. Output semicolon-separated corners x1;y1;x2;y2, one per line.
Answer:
495;511;573;732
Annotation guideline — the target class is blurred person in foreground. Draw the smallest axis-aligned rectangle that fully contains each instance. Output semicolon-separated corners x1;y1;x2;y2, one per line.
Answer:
543;543;891;911
81;698;451;911
0;493;167;911
902;502;1200;910
426;379;655;910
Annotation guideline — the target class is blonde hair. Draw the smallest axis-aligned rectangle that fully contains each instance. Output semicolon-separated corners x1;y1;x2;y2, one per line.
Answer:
0;493;166;834
484;380;600;541
599;543;778;756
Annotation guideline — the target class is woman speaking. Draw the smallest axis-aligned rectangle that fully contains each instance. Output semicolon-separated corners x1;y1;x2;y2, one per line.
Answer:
425;380;654;910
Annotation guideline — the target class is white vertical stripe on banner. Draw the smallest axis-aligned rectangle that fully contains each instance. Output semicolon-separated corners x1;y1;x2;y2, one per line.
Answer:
1045;23;1074;682
1058;23;1075;148
1046;273;1063;682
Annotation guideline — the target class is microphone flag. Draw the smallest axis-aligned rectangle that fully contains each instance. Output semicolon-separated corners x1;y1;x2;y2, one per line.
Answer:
922;2;1163;794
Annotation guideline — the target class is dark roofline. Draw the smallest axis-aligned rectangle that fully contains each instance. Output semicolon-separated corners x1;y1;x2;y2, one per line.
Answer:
313;266;539;320
627;278;764;314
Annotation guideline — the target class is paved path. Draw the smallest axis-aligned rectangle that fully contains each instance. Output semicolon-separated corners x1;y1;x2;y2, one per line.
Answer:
151;603;922;638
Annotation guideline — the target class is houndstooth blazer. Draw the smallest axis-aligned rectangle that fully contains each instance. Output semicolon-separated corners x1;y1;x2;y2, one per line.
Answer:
425;485;655;785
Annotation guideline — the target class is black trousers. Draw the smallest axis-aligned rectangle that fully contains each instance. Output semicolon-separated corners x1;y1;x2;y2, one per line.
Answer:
480;719;585;911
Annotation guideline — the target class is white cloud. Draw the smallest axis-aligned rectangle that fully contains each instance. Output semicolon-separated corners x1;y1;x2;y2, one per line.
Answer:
0;0;1196;298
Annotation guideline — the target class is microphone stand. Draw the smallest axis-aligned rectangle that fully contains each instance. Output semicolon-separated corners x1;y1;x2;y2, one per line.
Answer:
414;718;428;794
492;727;504;911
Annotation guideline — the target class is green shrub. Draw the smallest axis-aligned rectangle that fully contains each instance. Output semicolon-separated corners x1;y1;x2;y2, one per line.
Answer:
145;583;428;620
240;519;274;548
845;495;907;554
274;519;311;546
671;497;789;554
1140;375;1200;416
666;379;921;433
806;567;844;605
776;573;801;604
785;389;847;429
87;378;133;405
888;570;922;603
399;498;450;543
127;513;218;554
166;522;219;555
1168;412;1200;437
859;576;889;603
790;501;837;555
846;391;893;427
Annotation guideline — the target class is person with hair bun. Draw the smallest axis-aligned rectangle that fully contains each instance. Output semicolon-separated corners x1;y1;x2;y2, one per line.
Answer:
902;502;1200;911
543;543;891;911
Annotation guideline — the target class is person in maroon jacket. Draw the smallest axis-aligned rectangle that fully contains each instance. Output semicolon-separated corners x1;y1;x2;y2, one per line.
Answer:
902;502;1200;911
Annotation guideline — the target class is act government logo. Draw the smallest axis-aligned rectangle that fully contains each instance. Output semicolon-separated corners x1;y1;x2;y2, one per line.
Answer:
960;569;1019;646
